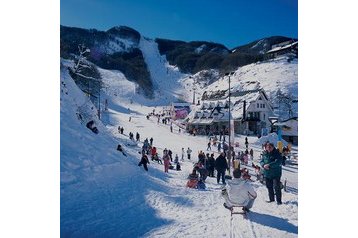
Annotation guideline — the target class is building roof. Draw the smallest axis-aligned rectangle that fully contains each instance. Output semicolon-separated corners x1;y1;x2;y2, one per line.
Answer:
266;41;298;54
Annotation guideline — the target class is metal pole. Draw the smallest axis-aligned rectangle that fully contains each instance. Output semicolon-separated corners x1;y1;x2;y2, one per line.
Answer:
228;74;231;173
98;88;101;119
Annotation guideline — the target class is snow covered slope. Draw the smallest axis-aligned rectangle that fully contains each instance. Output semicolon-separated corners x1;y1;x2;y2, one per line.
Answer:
61;56;298;237
139;37;189;104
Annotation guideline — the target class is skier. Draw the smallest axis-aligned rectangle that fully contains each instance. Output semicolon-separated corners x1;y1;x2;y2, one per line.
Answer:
222;168;257;212
138;154;150;171
260;142;283;205
215;152;228;184
136;132;140;142
187;147;192;160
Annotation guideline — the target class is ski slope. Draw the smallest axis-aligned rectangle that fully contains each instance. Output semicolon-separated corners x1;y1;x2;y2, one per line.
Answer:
60;62;298;237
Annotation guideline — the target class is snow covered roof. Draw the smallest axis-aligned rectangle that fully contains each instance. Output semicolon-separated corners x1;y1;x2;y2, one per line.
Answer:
276;117;298;136
172;102;191;107
266;41;298;54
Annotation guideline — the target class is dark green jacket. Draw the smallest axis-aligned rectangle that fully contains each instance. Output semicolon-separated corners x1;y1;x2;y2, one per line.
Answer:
260;148;282;179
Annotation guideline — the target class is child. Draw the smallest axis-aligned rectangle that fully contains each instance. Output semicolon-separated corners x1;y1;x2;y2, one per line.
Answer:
186;169;199;188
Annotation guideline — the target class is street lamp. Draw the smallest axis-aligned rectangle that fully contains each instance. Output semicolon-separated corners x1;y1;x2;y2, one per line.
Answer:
225;71;235;173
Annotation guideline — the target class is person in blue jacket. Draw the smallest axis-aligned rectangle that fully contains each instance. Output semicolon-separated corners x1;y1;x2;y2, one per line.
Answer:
260;142;283;205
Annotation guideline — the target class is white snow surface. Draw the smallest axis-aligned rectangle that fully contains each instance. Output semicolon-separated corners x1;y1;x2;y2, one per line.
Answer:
139;37;189;104
61;56;298;237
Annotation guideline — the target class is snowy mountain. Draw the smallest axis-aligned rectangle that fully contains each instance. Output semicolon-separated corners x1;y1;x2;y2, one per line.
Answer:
232;36;297;55
61;25;297;104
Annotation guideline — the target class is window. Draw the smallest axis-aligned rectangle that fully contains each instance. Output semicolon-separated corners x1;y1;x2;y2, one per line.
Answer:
263;114;266;120
257;103;259;108
263;104;265;108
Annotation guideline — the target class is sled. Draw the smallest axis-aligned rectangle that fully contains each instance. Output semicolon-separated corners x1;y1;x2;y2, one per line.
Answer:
230;206;247;216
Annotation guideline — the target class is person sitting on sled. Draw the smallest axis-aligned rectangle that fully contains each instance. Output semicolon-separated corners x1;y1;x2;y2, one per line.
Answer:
222;168;257;212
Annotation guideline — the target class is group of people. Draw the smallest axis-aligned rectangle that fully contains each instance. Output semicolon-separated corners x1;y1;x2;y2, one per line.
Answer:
220;141;285;213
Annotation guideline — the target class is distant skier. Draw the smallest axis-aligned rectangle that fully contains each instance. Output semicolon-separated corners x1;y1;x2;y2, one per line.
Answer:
170;125;173;133
138;154;150;171
174;154;179;164
222;168;257;212
136;132;140;142
187;147;192;160
150;137;153;146
120;127;124;134
129;116;132;122
245;137;249;149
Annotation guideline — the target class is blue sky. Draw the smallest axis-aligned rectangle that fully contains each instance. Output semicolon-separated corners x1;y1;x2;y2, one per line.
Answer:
60;0;297;49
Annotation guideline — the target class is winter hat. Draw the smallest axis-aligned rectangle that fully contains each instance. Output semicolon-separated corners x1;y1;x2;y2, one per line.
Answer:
233;168;241;178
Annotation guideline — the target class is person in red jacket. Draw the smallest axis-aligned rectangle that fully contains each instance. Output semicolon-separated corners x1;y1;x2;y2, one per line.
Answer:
151;146;157;159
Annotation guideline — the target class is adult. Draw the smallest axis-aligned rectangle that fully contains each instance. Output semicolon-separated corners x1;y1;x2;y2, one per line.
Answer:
116;144;127;157
218;142;222;152
136;132;140;142
151;146;157;159
215;152;228;184
207;141;211;151
187;147;192;160
222;168;257;212
150;137;153;146
260;142;283;205
207;153;216;177
249;148;254;160
245;136;249;149
181;148;185;161
138;154;150;171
